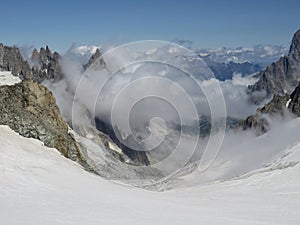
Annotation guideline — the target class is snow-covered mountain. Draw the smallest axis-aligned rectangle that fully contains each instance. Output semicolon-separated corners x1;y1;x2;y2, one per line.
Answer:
63;44;102;65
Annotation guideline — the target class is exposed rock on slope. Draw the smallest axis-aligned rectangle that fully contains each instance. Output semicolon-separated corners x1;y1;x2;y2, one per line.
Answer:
0;80;94;172
288;82;300;116
240;93;290;134
248;29;300;102
240;83;300;135
0;43;31;78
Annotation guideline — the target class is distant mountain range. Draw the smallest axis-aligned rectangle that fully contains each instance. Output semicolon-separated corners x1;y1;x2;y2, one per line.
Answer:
63;43;287;81
196;45;288;66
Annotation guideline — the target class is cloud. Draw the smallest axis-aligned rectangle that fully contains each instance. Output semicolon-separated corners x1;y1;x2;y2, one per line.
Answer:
42;41;290;187
172;114;299;188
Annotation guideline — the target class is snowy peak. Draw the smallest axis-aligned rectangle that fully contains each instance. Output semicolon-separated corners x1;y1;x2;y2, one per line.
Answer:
63;44;102;65
72;45;99;56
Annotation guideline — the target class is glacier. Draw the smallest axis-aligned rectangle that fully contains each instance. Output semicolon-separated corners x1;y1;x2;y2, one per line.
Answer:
0;124;299;225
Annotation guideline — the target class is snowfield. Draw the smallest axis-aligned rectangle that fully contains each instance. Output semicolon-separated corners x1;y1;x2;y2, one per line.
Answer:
0;71;21;86
0;125;300;225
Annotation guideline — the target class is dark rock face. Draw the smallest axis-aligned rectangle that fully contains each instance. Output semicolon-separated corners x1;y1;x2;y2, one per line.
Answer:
0;43;31;78
30;46;63;82
289;29;300;61
288;82;300;116
259;93;290;115
95;118;150;166
248;29;300;102
240;92;290;134
240;114;270;135
84;48;106;71
0;80;94;172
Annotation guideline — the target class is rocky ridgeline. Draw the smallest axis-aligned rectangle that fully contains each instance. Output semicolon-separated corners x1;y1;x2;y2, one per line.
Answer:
0;79;94;172
0;43;63;82
248;29;300;103
0;44;31;78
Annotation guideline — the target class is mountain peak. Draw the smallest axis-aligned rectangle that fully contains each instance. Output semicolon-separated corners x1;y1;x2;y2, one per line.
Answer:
289;29;300;58
83;48;106;71
248;29;300;101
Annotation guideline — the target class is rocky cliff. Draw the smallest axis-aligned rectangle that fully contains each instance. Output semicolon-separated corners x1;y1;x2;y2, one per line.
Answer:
240;29;300;133
0;80;94;172
248;29;300;103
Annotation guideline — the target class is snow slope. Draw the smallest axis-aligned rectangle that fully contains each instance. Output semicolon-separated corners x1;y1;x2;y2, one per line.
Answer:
0;125;300;225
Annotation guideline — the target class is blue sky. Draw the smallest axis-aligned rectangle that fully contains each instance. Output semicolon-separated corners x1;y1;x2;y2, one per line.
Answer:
0;0;300;53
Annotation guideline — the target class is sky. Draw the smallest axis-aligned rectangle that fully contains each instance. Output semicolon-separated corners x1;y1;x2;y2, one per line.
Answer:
0;0;300;53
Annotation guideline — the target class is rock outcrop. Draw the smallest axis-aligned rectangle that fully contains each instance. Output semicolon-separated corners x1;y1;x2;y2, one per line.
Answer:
248;29;300;103
0;43;31;78
240;82;300;134
0;80;94;172
240;93;290;134
31;46;63;82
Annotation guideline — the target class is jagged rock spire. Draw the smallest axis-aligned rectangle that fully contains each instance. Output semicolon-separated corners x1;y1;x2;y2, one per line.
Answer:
30;46;63;82
83;48;106;71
